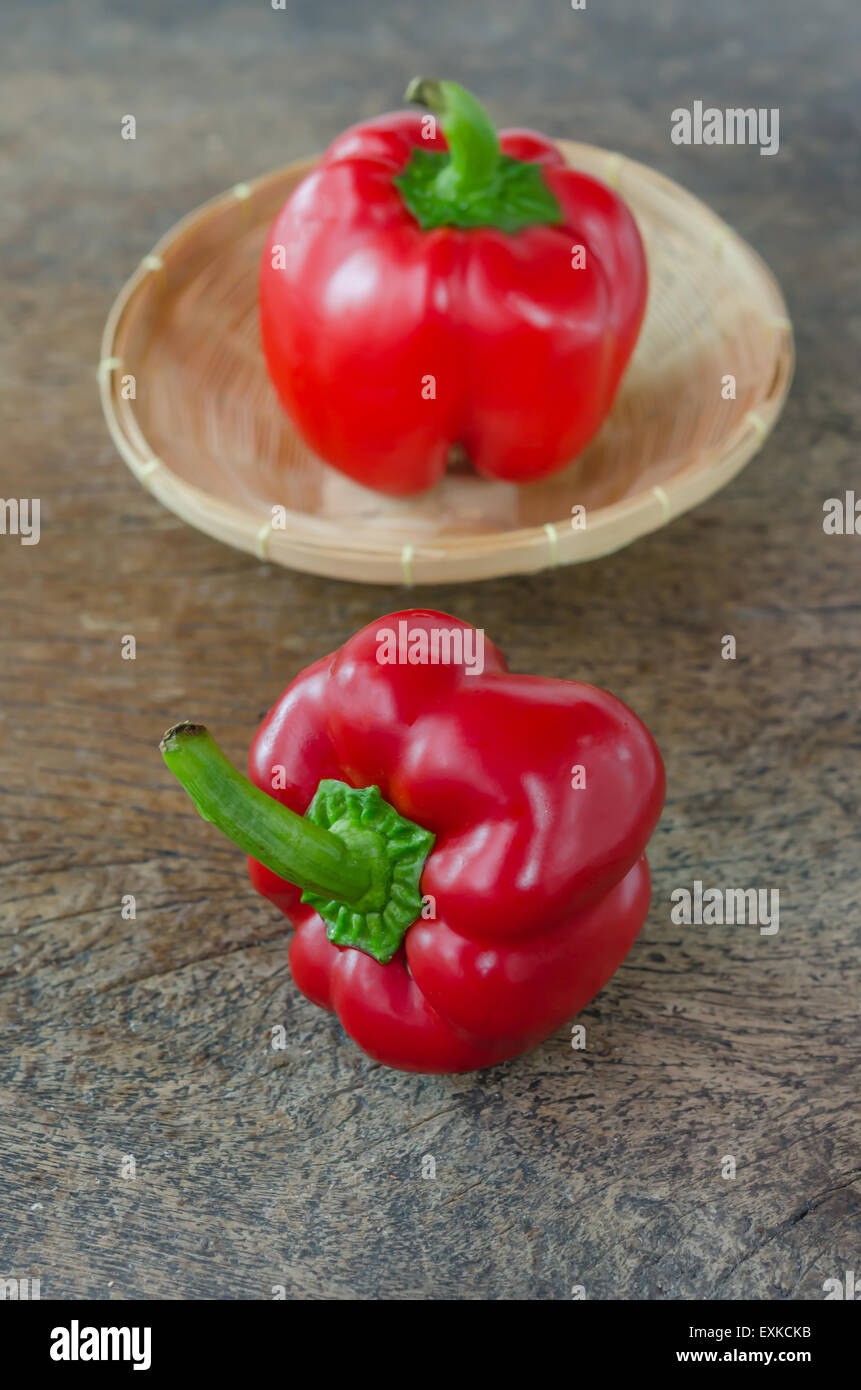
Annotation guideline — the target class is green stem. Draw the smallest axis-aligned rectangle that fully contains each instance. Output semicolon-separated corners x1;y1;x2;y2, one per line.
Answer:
159;722;371;906
405;77;500;202
396;77;563;234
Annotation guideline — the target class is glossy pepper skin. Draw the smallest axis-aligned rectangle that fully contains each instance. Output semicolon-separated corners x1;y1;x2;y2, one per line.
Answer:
259;80;647;496
241;611;664;1073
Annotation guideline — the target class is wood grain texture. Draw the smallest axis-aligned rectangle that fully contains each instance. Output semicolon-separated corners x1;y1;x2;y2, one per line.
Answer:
0;0;858;1300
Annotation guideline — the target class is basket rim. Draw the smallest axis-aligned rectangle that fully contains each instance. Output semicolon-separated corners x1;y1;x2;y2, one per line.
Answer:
99;142;795;579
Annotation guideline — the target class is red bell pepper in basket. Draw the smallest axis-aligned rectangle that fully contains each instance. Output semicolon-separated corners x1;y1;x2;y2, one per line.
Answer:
160;611;664;1073
259;79;647;495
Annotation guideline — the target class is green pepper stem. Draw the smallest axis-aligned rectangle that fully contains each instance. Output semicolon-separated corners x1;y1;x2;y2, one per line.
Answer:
159;722;372;906
405;77;500;202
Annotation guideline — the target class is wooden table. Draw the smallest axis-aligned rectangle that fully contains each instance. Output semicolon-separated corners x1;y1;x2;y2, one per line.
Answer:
1;0;857;1299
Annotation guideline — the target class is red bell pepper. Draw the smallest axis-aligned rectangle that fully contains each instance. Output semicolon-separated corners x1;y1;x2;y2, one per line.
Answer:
160;610;664;1073
260;79;647;495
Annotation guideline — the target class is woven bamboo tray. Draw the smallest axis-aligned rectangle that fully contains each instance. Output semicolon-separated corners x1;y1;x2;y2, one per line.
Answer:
99;143;793;585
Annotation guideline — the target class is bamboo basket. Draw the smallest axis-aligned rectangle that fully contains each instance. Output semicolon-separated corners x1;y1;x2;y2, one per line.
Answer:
99;143;793;585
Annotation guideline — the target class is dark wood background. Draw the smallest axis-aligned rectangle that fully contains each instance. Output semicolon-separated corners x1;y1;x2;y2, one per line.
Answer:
1;0;858;1300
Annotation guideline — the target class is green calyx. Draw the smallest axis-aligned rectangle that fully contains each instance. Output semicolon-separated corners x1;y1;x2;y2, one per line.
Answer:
159;722;434;966
301;781;434;964
394;77;563;233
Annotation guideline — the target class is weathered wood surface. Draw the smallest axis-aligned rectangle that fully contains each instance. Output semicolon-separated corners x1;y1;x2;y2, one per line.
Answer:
0;0;858;1299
